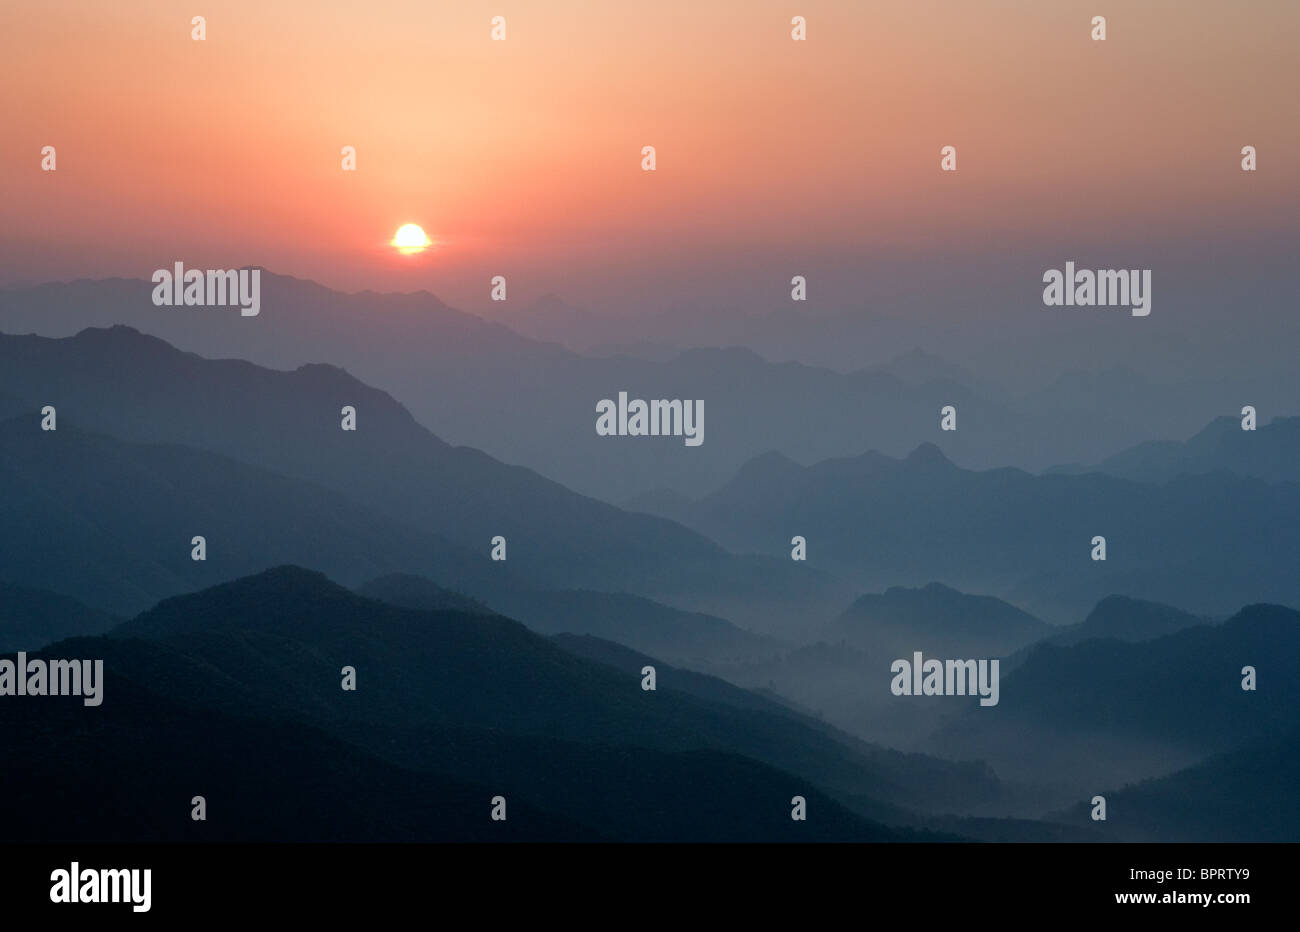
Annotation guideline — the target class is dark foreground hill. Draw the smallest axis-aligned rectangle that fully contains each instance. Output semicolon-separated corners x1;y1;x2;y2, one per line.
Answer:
0;567;974;841
1056;727;1300;842
0;656;595;842
113;568;990;821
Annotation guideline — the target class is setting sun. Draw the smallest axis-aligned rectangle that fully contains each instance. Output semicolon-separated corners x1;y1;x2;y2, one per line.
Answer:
391;223;432;255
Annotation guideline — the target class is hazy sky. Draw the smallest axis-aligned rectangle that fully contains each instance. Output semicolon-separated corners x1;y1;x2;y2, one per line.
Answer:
2;0;1296;319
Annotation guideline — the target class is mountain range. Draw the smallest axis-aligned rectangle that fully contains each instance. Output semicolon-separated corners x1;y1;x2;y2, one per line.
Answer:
935;603;1300;799
1053;415;1300;484
636;441;1300;623
2;566;994;841
11;274;1295;502
2;284;1298;843
828;582;1050;656
0;326;853;632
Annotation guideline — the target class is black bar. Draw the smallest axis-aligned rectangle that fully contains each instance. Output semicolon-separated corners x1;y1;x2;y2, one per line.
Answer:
1;842;1279;919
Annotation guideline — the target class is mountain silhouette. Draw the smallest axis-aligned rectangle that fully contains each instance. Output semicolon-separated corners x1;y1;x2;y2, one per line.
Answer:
2;568;946;842
829;582;1049;656
361;573;778;665
0;581;120;652
1047;595;1214;646
670;442;1300;622
1059;726;1300;842
357;573;498;616
94;566;985;836
490;589;779;664
0;326;853;629
937;603;1300;797
1000;594;1217;672
0;275;1182;500
1080;415;1300;484
0;641;597;841
0;414;500;615
550;632;1003;817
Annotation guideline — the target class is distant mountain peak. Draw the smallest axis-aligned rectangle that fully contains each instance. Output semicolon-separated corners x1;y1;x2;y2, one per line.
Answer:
832;581;1048;655
119;565;348;637
203;564;340;598
66;324;188;359
1059;594;1215;644
293;360;357;383
1227;603;1300;629
866;347;979;390
731;449;804;483
904;442;954;469
73;324;149;341
1188;415;1243;440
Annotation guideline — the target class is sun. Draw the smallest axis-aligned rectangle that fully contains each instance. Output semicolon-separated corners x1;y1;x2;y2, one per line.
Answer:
391;223;432;255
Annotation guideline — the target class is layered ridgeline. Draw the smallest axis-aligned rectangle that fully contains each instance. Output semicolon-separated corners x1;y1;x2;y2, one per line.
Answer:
827;582;1050;657
544;632;1089;839
695;588;1276;776
1000;595;1218;670
0;567;1005;841
0;327;854;631
934;604;1300;808
0;583;120;653
643;442;1300;622
1037;594;1216;646
361;573;781;665
1051;414;1300;484
0;274;1232;501
0;412;796;664
998;595;1220;675
1056;726;1300;842
701;585;1047;755
3;569;1288;840
0;414;504;617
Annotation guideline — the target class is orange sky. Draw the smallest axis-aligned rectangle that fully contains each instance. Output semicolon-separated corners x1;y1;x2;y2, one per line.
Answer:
1;0;1296;313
